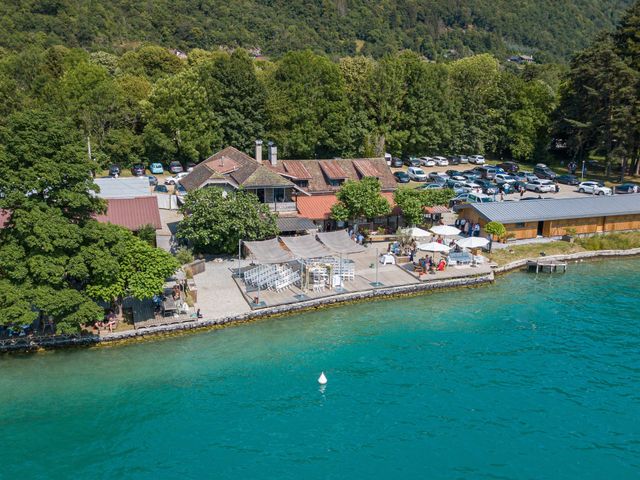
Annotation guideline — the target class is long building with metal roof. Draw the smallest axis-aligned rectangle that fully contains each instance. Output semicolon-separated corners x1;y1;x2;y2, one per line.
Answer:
459;195;640;239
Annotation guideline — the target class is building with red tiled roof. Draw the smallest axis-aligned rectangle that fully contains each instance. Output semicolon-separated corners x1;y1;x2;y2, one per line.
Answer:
96;197;162;231
178;144;400;231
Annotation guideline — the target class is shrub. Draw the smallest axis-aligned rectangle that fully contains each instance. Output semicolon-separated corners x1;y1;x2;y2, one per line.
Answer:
175;246;195;265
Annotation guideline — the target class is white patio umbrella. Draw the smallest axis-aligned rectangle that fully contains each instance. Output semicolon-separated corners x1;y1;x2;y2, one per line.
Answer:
401;227;431;238
430;225;461;236
455;237;489;249
417;242;451;253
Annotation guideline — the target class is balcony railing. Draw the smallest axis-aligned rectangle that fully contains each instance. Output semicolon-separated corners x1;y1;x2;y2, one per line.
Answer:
265;201;297;212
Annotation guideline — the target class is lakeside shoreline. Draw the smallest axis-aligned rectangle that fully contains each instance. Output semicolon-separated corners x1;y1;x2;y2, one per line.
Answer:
3;247;640;354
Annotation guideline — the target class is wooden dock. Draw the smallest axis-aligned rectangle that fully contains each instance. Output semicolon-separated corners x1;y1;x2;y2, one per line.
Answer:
527;260;567;273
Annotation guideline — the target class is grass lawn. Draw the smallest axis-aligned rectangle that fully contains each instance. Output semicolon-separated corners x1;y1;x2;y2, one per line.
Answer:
488;241;585;265
488;232;640;266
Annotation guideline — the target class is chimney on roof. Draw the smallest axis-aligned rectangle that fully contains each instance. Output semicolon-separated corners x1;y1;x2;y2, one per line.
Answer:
255;139;263;164
268;141;277;166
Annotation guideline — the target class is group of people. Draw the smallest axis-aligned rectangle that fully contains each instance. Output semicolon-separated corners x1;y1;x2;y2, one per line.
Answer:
416;255;447;273
348;229;366;245
454;218;482;237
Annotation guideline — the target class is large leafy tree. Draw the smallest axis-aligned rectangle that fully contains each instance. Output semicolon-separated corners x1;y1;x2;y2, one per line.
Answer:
143;67;222;164
196;50;267;153
265;50;350;158
178;188;279;253
0;110;177;332
330;177;391;223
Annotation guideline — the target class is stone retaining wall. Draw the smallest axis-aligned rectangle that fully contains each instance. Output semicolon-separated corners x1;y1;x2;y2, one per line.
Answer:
1;272;495;352
5;247;640;353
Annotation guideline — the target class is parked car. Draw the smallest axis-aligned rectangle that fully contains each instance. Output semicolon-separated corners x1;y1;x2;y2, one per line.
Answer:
458;155;469;164
147;175;158;186
578;181;612;195
533;163;557;179
462;171;482;181
496;161;519;173
419;156;436;167
393;171;410;183
474;179;499;195
556;174;580;185
391;157;404;168
149;162;164;174
164;172;189;185
404;156;422;167
407;166;428;182
526;178;556;193
614;182;640;194
176;184;187;196
514;171;538;182
418;182;444;191
168;161;184;174
449;192;494;208
433;156;449;166
444;180;467;195
108;164;121;177
428;171;449;182
461;181;482;193
478;166;499;180
154;184;169;193
448;156;461;165
131;163;146;176
445;170;466;181
186;162;197;172
513;180;528;191
494;173;517;185
499;182;515;194
468;155;486;165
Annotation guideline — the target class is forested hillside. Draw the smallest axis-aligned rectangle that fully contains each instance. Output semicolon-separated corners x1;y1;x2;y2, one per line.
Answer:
0;0;632;61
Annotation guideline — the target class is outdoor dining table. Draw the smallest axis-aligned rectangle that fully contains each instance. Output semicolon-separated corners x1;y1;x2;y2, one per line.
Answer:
380;253;396;265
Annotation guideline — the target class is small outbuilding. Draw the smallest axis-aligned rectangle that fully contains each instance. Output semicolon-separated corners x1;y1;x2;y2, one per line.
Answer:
458;195;640;239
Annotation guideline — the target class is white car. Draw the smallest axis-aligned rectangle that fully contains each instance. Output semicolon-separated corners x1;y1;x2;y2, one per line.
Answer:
469;155;486;165
419;157;436;167
578;181;612;195
164;172;189;185
494;173;517;185
525;179;555;193
461;181;482;193
407;166;428;182
433;156;449;166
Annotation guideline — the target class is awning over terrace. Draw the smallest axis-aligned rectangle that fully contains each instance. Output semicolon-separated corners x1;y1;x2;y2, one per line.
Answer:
316;230;366;254
244;238;295;264
279;234;333;259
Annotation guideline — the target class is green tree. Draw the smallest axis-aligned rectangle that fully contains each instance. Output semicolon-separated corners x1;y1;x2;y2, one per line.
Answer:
265;50;350;158
196;50;267;153
177;188;279;253
330;177;391;223
143;66;221;163
393;188;424;226
83;223;178;313
484;221;507;240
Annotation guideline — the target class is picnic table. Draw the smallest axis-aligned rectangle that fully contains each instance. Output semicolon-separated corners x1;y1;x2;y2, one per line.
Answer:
448;251;473;265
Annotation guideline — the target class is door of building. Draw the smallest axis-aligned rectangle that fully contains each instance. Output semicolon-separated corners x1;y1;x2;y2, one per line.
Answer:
537;221;544;236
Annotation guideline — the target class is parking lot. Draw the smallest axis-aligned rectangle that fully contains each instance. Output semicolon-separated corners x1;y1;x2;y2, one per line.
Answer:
389;160;616;201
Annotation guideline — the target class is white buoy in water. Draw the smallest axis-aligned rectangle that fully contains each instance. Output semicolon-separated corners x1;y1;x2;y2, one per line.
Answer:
318;372;327;385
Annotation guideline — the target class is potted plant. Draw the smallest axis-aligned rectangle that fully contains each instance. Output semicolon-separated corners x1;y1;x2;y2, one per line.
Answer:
562;227;577;243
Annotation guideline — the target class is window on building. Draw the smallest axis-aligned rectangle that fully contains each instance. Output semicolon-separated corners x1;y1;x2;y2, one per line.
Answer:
515;222;526;228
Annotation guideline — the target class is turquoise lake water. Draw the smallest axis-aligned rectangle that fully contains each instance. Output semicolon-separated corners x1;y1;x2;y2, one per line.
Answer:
1;259;639;479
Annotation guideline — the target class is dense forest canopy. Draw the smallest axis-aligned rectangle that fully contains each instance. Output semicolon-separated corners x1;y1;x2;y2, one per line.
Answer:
0;0;633;61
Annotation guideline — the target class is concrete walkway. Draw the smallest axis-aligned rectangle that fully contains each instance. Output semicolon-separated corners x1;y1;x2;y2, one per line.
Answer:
193;258;251;318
